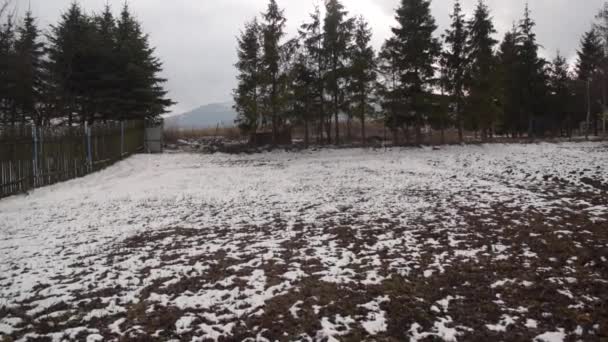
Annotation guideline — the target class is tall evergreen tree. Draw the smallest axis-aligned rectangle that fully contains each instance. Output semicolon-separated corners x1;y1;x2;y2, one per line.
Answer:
323;0;353;144
377;38;405;144
14;10;45;125
576;28;605;136
576;29;604;81
391;0;440;144
290;43;315;146
299;7;327;144
0;8;15;124
90;4;120;122
46;2;92;125
466;0;498;140
442;0;468;142
234;18;262;136
518;4;547;137
498;26;522;136
115;4;173;122
347;16;376;142
260;0;287;144
548;52;573;136
594;3;608;133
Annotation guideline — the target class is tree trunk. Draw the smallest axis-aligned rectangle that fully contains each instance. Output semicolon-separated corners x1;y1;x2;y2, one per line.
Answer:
326;116;332;145
361;116;366;145
415;118;422;145
360;99;366;144
272;115;278;146
346;116;352;143
334;102;339;145
304;102;310;148
457;103;464;144
440;114;445;145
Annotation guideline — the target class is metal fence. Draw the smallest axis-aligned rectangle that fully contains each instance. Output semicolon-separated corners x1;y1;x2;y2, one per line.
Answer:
0;121;145;199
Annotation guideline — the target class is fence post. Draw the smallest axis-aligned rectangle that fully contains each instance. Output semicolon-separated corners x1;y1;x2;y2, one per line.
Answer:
85;122;93;172
32;125;38;188
121;121;125;157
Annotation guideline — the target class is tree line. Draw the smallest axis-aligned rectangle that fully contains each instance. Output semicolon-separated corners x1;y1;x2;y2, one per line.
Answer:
0;1;172;127
233;0;608;146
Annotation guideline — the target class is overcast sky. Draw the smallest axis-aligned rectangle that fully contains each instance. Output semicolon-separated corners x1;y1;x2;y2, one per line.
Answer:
20;0;607;114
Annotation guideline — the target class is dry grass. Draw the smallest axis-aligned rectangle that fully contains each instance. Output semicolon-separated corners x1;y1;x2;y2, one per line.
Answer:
164;121;603;147
164;126;243;144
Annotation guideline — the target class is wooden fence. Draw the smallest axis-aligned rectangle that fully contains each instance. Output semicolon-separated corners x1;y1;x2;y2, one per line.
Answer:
0;121;145;198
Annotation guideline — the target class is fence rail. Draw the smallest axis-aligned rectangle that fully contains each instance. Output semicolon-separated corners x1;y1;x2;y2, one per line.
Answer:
0;120;145;199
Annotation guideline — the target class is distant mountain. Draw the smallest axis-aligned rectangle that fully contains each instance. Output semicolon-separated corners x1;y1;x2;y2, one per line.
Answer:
165;102;237;129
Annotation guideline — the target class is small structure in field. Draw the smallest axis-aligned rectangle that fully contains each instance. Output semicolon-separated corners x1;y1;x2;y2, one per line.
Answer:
145;121;164;153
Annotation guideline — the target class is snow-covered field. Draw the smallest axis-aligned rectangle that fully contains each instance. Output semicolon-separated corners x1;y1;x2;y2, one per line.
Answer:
1;142;607;341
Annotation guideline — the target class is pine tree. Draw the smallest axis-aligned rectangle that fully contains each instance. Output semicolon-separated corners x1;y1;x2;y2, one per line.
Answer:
594;3;608;134
498;26;522;136
300;7;327;144
234;18;262;135
466;0;498;140
442;0;468;142
115;4;173;122
0;9;15;124
576;28;605;136
323;0;353;144
347;16;376;142
290;44;315;146
91;4;120;122
46;2;92;125
260;0;287;144
548;52;573;136
391;0;440;144
518;4;548;137
576;29;604;81
377;38;405;144
323;0;354;144
14;10;45;125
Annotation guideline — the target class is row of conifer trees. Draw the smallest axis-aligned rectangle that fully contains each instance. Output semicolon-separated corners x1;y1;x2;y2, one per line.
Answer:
0;2;172;127
233;0;608;145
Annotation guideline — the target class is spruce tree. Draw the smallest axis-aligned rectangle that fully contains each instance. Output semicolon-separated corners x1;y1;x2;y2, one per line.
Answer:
260;0;287;144
576;29;604;81
576;28;604;136
0;10;15;124
548;52;573;136
518;4;547;137
46;2;92;125
14;10;45;125
377;38;405;144
290;45;315;146
442;0;468;142
115;4;173;122
466;0;498;140
234;18;262;135
594;3;608;134
91;4;119;122
300;7;327;144
347;16;376;142
323;0;353;144
391;0;440;144
498;26;522;136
